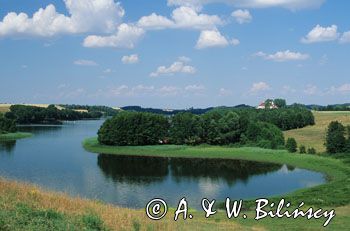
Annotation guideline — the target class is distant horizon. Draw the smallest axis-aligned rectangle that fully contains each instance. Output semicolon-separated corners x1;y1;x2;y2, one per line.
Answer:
1;101;350;111
1;1;350;108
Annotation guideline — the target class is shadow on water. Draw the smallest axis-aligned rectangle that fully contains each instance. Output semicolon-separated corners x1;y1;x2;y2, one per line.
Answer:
97;154;282;186
97;154;169;184
18;125;63;134
0;140;16;154
170;158;282;186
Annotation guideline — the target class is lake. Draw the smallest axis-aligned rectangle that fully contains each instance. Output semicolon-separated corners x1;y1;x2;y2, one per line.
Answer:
0;120;325;209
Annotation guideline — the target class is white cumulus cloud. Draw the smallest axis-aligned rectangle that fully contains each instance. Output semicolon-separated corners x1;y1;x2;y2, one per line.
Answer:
138;6;223;31
301;25;339;43
0;0;124;38
232;9;252;24
196;30;238;49
250;82;271;93
339;31;350;44
150;57;196;77
254;50;309;62
167;0;325;11
83;23;144;48
121;54;139;64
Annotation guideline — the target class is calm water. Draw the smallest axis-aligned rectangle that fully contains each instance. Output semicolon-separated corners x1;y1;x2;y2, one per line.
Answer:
0;120;325;209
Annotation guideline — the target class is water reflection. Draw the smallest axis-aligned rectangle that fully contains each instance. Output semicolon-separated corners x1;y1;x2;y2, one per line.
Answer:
98;154;168;184
0;140;16;153
18;125;63;134
98;154;282;186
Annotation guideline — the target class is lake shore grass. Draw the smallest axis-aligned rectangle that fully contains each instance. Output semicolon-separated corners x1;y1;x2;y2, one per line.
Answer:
83;138;350;208
2;177;350;231
0;132;32;140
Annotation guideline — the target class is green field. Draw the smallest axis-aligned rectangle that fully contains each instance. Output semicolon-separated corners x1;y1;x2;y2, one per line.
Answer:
0;132;32;140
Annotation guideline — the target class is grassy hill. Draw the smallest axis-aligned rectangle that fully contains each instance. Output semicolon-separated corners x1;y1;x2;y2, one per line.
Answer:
284;111;350;153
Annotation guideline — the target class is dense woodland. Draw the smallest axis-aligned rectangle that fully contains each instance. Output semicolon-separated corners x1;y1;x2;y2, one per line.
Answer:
0;113;17;134
5;105;103;124
98;104;315;149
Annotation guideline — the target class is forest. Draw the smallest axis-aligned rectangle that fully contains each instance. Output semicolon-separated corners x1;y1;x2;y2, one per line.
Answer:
98;104;315;149
4;105;103;124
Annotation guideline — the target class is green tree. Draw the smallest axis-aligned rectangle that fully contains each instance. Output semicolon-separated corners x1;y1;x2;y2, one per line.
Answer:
169;112;202;145
325;121;346;154
273;99;287;108
98;111;169;146
286;138;297;153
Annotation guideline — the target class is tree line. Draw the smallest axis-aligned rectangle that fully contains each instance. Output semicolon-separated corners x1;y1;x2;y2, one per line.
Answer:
98;106;315;149
60;104;118;117
4;105;103;125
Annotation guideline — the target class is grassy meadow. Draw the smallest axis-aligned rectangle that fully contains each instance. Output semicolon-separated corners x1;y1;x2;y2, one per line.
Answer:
1;111;350;230
284;111;350;153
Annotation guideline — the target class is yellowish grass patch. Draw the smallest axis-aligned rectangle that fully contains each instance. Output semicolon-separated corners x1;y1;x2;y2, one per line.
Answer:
284;111;350;153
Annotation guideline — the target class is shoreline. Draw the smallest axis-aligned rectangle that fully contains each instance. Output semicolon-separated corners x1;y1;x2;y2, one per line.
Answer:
0;132;33;140
83;137;350;208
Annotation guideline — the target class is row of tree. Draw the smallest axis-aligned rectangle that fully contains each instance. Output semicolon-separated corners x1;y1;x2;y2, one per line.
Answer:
325;121;350;153
0;113;17;134
98;107;314;149
5;105;103;125
60;104;118;117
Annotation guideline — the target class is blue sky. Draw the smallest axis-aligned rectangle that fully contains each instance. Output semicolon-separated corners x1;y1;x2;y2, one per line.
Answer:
0;0;350;108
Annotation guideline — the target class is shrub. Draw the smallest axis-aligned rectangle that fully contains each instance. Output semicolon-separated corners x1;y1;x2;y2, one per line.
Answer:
307;147;317;154
286;138;297;153
0;114;17;134
299;145;306;154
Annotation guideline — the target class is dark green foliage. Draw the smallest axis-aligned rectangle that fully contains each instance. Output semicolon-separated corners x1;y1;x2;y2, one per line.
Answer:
315;103;350;111
326;121;346;154
299;145;306;154
286;138;297;153
307;147;317;154
0;113;17;134
8;105;102;125
273;98;287;108
169;112;202;145
245;122;285;149
98;111;169;146
97;107;312;149
255;105;315;130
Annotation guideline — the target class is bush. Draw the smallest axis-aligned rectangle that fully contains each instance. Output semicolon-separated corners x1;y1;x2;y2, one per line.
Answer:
0;114;17;134
299;145;306;154
286;138;297;153
325;121;346;154
307;147;317;154
245;121;285;149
